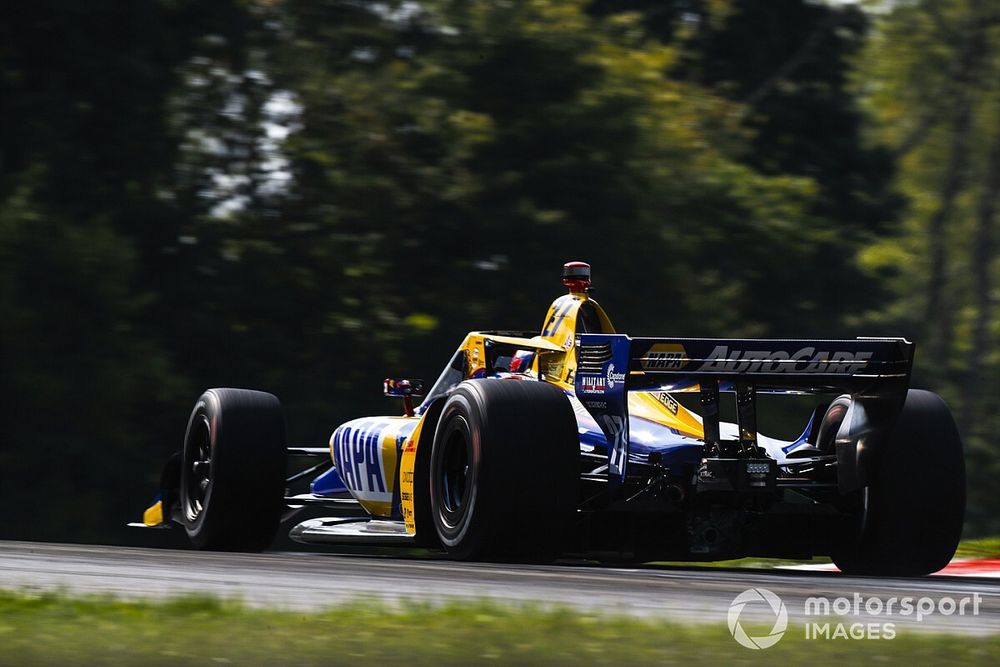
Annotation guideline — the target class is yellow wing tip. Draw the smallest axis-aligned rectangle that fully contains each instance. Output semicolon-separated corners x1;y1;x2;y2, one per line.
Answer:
142;499;164;527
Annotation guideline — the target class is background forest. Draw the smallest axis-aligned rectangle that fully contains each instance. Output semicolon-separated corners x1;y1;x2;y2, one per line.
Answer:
1;0;997;543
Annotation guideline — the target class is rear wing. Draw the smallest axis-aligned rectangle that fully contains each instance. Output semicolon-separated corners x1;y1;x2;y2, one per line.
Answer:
573;334;913;486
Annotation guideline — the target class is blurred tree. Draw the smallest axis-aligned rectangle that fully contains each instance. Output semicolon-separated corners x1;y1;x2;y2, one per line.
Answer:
266;0;822;350
0;0;251;541
593;0;903;335
855;0;1000;534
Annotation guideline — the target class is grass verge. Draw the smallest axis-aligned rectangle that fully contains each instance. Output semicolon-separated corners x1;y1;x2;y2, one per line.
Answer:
0;589;996;666
954;536;1000;560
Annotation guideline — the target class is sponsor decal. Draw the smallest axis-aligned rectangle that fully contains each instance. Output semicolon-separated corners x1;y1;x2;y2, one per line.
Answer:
606;363;626;389
641;343;687;370
400;464;414;505
699;346;873;374
578;363;625;393
333;423;387;496
655;392;679;414
579;374;606;394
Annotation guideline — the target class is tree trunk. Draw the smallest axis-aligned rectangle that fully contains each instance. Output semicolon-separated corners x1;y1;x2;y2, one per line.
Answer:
924;109;970;364
923;22;987;367
961;119;1000;435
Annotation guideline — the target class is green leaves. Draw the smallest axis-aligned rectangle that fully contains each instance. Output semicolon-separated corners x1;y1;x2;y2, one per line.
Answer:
854;0;1000;534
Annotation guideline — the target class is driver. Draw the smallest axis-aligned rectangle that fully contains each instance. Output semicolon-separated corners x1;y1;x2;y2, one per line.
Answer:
509;349;535;374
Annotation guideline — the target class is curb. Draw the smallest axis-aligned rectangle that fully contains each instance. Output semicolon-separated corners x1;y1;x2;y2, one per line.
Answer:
779;558;1000;578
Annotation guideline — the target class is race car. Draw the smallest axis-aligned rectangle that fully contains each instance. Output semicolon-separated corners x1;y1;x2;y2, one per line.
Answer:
134;261;965;576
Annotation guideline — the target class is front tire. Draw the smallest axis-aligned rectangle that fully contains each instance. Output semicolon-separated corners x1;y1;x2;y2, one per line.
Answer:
179;388;287;551
833;389;965;576
429;380;578;560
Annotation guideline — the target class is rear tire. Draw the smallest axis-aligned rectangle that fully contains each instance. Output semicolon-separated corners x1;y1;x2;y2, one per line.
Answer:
429;380;578;561
179;388;287;551
816;395;851;454
832;390;965;576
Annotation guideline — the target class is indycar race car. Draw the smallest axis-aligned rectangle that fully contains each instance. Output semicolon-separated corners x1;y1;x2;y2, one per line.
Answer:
135;261;965;576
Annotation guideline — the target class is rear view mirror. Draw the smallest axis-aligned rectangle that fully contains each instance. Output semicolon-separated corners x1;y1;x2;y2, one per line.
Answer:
384;378;424;417
383;378;424;397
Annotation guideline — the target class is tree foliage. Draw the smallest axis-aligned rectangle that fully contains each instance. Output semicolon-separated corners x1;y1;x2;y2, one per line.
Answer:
854;0;1000;534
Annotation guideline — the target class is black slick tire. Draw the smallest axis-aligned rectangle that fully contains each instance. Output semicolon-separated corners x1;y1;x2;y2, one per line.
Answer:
179;388;287;551
833;389;965;576
429;379;578;561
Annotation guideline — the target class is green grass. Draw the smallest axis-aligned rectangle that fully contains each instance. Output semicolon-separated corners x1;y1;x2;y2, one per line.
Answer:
0;590;996;666
954;536;1000;560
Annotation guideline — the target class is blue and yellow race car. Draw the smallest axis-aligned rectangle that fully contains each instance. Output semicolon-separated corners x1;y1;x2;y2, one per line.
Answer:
137;261;965;576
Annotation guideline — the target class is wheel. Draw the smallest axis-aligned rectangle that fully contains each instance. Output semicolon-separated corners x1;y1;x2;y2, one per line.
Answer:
832;390;965;576
179;388;287;551
429;379;578;560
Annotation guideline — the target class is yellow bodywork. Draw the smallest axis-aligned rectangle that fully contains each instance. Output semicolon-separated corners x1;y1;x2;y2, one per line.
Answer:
143;499;164;527
399;416;425;533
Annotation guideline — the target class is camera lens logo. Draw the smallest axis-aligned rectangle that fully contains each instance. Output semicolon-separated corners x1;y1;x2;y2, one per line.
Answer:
728;588;788;650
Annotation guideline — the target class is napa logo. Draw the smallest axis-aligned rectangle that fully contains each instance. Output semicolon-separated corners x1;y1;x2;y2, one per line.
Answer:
332;421;387;498
641;343;687;370
728;588;788;650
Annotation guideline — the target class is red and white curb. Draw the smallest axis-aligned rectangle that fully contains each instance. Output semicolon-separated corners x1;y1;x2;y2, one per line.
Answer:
780;559;1000;577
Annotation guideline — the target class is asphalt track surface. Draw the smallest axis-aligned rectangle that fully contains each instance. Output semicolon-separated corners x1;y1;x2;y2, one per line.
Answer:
1;541;998;636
